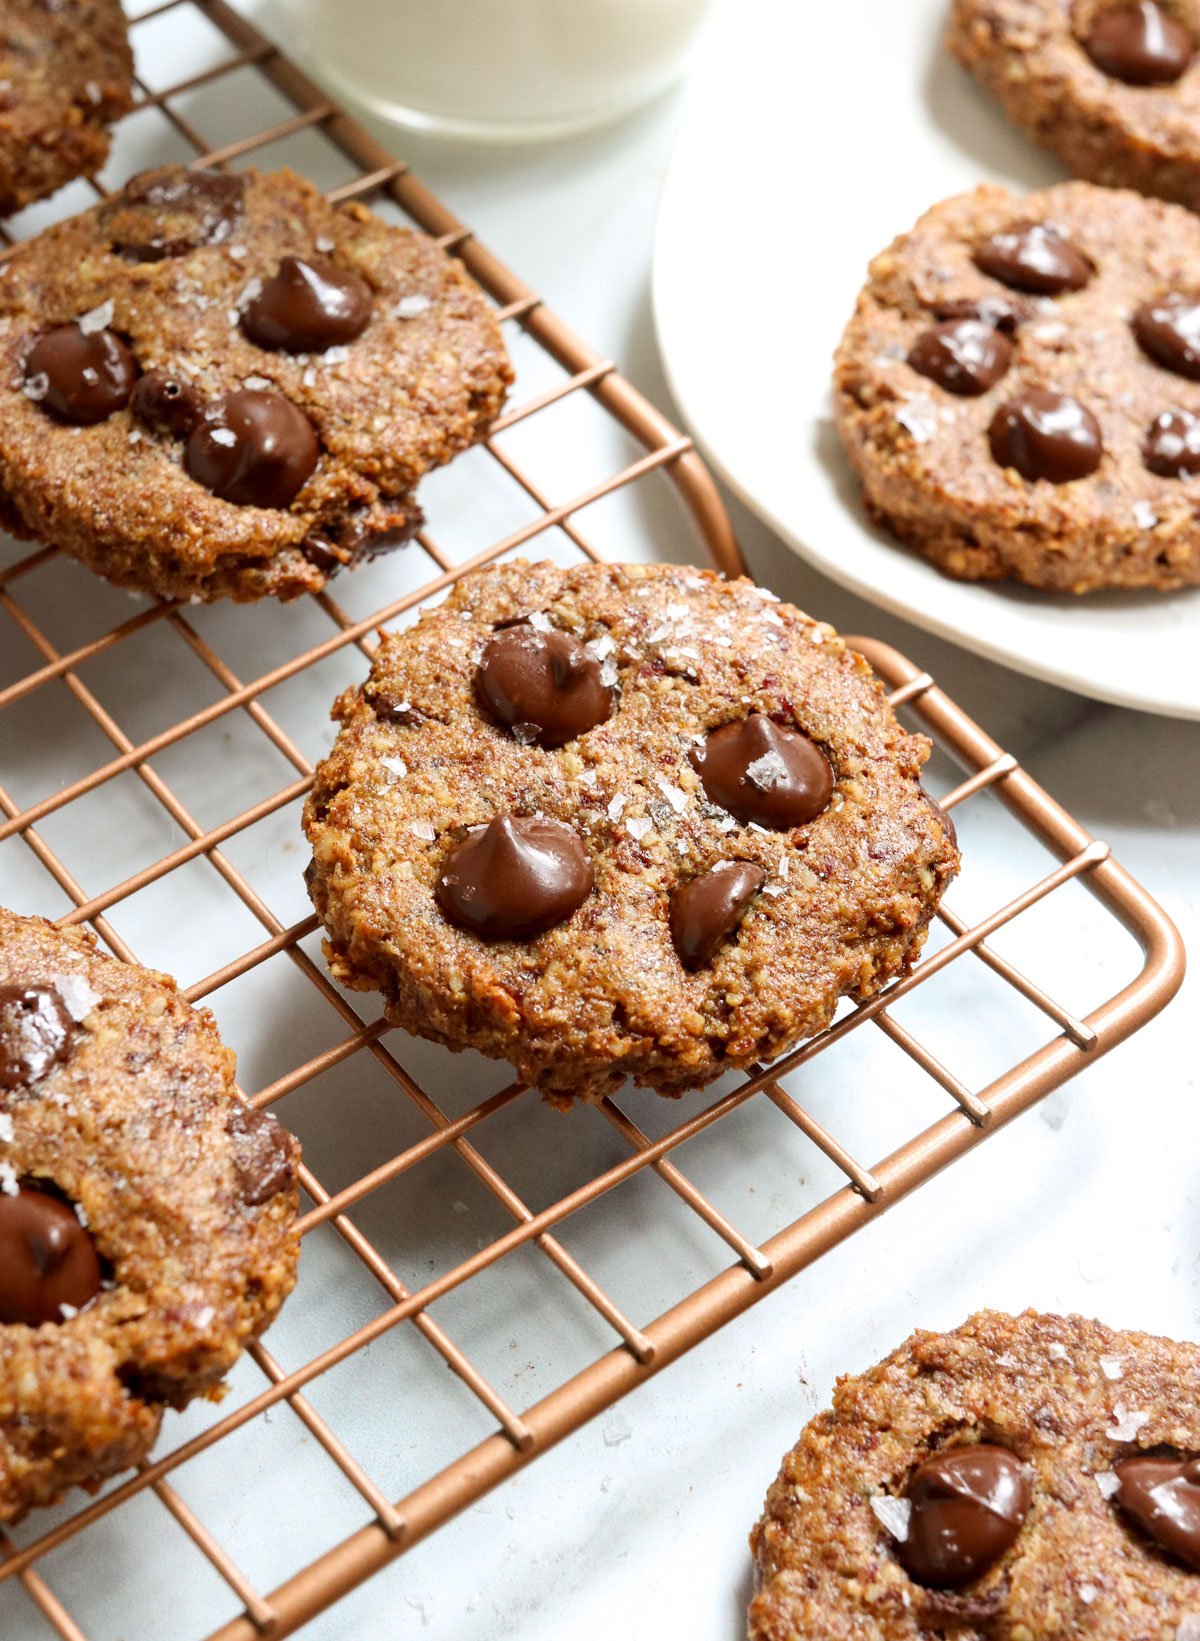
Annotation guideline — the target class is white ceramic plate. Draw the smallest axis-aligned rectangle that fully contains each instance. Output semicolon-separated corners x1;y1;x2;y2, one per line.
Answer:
653;0;1200;719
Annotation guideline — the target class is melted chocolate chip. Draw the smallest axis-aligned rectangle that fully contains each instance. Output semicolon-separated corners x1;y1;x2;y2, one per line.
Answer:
690;714;834;830
301;507;420;575
908;319;1013;396
1134;293;1200;379
669;862;765;970
1114;1455;1200;1569
898;1446;1032;1588
1144;408;1200;476
242;256;373;353
988;389;1103;482
922;789;958;850
226;1105;296;1206
0;1187;102;1325
974;222;1093;295
1086;2;1194;84
435;816;593;940
0;986;74;1090
104;166;246;262
131;369;204;437
474;624;615;748
24;326;136;425
185;389;318;508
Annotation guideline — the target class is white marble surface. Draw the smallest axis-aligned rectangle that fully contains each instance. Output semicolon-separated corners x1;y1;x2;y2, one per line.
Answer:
1;2;1197;1635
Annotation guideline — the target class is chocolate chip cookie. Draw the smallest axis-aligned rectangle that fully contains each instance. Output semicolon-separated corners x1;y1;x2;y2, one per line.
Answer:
0;906;300;1523
0;0;133;216
0;165;512;602
949;0;1200;212
834;180;1200;591
750;1310;1200;1640
303;560;959;1106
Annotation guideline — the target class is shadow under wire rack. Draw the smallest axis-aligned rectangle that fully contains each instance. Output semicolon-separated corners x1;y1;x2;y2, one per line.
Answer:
0;1;1185;1636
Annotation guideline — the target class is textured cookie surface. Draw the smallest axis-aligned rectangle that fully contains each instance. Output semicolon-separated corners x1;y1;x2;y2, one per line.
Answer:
835;180;1200;592
750;1310;1200;1640
303;560;958;1105
948;0;1200;211
0;0;133;215
0;907;300;1523
0;165;511;601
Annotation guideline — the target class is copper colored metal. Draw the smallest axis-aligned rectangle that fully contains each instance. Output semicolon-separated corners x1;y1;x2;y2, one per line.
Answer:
0;3;1186;1639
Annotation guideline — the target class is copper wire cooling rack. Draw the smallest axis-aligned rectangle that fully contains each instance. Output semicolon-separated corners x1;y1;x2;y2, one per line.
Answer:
0;1;1187;1636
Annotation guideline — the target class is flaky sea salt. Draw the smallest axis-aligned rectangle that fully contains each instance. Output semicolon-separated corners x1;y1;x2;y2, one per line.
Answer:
1047;1341;1069;1361
747;751;788;790
382;755;408;780
1078;1583;1098;1605
762;608;785;629
1099;1355;1125;1381
315;236;335;254
55;973;101;1022
1094;1470;1120;1499
84;79;102;105
577;769;598;788
588;633;615;660
600;660;618;688
303;365;318;388
607;794;626;822
869;1494;912;1542
323;344;350;365
895;397;937;443
22;372;49;402
210;427;237;447
0;1114;12;1144
78;299;114;335
625;816;652;841
1133;500;1159;530
527;610;553;632
0;1162;17;1196
511;722;540;745
655;777;689;814
1109;1404;1150;1441
243;374;274;392
395;294;432;319
59;1302;79;1320
411;821;435;841
1176;1615;1200;1641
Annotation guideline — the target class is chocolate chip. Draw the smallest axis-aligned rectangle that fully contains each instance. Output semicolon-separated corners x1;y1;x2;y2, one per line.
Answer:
435;815;593;940
690;714;834;830
185;389;318;508
131;369;204;437
0;1186;102;1325
0;986;75;1090
1086;2;1193;84
933;297;1022;334
974;222;1093;295
898;1446;1032;1588
908;319;1013;396
1143;407;1200;475
242;256;373;353
669;862;765;970
1114;1455;1200;1570
226;1105;296;1206
1133;293;1200;379
922;789;958;849
988;389;1103;482
23;326;136;425
301;509;418;576
474;624;615;748
104;166;245;262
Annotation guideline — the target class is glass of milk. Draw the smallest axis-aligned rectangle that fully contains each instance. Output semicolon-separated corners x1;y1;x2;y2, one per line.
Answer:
282;0;717;141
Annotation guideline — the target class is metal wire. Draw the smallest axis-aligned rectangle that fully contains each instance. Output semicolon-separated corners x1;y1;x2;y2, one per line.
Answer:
0;3;1185;1637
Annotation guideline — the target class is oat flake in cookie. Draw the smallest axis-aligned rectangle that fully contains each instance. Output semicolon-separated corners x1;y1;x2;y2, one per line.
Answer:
834;180;1200;592
303;560;958;1106
0;165;512;602
0;0;133;217
750;1310;1200;1640
0;907;300;1523
947;0;1200;212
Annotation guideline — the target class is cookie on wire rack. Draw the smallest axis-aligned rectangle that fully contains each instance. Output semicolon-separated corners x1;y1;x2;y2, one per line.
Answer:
0;906;301;1524
834;179;1200;592
948;0;1200;212
0;164;513;602
303;559;959;1106
0;0;134;216
750;1310;1200;1640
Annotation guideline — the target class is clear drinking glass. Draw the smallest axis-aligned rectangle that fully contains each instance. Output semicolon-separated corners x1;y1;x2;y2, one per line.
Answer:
280;0;717;142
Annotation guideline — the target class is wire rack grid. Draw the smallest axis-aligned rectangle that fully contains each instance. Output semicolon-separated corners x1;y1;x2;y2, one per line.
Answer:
0;2;1186;1637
